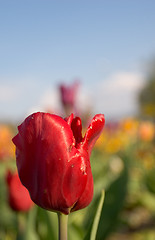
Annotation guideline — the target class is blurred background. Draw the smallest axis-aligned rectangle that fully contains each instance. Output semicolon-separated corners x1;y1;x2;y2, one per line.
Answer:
0;1;155;240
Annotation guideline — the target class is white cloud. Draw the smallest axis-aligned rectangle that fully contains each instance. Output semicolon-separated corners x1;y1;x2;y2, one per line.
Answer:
0;77;47;120
29;84;94;116
29;72;145;120
28;88;61;115
0;72;146;121
94;72;145;119
77;86;93;113
0;77;39;102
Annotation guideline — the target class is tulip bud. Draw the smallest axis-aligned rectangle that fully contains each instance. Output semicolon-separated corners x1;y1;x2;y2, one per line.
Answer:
6;170;34;212
12;112;105;214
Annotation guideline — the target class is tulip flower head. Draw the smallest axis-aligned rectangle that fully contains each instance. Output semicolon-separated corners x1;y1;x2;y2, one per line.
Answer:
59;81;79;115
12;112;105;215
6;170;34;212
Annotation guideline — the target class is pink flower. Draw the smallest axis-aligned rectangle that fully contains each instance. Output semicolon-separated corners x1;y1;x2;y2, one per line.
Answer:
59;81;79;114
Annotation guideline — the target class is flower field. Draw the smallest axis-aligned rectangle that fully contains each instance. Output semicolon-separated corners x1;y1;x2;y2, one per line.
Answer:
0;116;154;240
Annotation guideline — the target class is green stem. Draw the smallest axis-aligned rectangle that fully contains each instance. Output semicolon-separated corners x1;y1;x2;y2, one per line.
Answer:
17;212;26;240
57;213;68;240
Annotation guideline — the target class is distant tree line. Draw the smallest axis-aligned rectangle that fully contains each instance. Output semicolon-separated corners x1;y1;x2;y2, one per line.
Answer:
138;60;155;119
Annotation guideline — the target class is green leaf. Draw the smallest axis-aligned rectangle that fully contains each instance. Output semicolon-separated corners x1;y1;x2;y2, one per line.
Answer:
145;168;155;194
90;190;105;240
24;207;39;240
37;207;58;240
83;191;105;240
96;165;128;240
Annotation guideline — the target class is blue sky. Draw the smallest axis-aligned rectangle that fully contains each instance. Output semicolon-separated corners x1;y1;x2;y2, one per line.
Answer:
0;1;155;122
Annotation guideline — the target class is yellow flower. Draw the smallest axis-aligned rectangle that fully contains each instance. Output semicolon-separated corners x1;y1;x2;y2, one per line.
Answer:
120;118;139;137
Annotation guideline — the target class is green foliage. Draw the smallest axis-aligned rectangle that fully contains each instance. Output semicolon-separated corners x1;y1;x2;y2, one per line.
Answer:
84;191;105;240
139;62;155;118
36;208;58;240
145;168;155;194
95;163;128;240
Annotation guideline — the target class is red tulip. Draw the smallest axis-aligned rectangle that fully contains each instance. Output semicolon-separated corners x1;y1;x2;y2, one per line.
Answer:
12;112;105;214
6;170;34;212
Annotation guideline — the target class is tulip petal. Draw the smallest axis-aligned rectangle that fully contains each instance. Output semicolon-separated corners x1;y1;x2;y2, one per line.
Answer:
71;117;83;144
82;114;105;154
65;115;82;145
64;113;74;126
62;153;87;211
12;112;79;213
72;167;93;212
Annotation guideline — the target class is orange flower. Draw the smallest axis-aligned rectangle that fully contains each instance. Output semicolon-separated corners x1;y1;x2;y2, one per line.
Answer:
0;125;15;161
138;121;155;142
